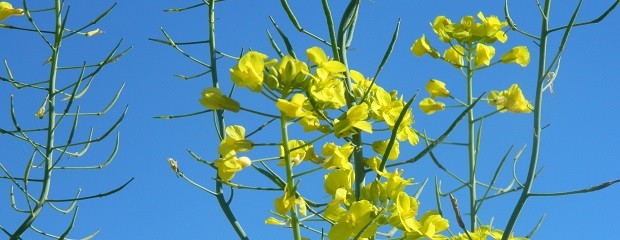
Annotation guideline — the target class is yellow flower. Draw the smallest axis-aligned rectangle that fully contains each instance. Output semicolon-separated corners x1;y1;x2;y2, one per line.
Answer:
411;35;440;58
474;43;496;67
274;190;296;215
333;103;372;138
322;142;354;170
432;16;453;43
199;87;240;112
276;93;307;119
370;88;404;126
444;45;465;68
372;140;400;160
328;200;379;240
279;140;308;166
488;84;533;113
405;210;449;239
324;168;354;197
426;79;450;98
0;2;23;21
218;125;253;155
503;84;533;113
230;51;270;92
306;46;346;75
393;108;419;146
379;168;413;201
419;98;445;115
213;151;250;182
471;12;508;43
388;192;419;232
501;46;530;67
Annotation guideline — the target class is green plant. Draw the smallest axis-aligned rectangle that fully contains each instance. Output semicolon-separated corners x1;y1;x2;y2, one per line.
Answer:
0;1;132;239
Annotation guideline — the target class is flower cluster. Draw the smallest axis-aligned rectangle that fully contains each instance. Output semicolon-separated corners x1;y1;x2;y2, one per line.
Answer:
411;12;532;115
199;45;450;239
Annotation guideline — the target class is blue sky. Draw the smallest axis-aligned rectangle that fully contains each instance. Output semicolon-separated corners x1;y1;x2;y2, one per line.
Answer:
1;0;619;239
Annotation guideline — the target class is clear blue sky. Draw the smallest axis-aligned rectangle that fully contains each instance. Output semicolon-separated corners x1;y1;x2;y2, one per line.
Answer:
1;1;618;239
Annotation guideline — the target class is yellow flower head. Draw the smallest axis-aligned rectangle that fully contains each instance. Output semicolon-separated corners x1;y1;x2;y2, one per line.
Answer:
474;43;496;67
218;125;253;155
444;45;465;68
471;12;508;42
406;210;449;239
501;46;530;67
411;35;440;58
426;79;450;98
333;103;372;138
0;2;23;21
230;51;271;92
199;87;240;112
432;16;453;43
306;46;346;75
419;98;445;115
322;142;355;170
328;200;379;240
279;140;308;166
387;192;419;232
213;151;249;182
324;168;354;197
276;93;308;119
488;84;533;113
372;140;400;160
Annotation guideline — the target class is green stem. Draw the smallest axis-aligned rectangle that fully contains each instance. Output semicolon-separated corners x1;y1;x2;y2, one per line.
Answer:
280;114;302;240
207;0;248;239
465;44;477;231
501;1;551;239
11;1;62;238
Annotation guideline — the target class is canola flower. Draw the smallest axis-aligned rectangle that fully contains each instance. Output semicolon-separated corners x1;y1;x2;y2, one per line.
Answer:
0;1;23;21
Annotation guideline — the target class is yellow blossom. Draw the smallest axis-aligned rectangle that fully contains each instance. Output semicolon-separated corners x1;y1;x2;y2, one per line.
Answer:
419;98;445;115
488;84;533;113
501;46;530;67
388;192;419;232
474;43;496;67
372;140;400;160
279;140;308;166
411;35;440;58
471;12;508;43
426;79;450;98
0;2;23;21
333;103;372;138
393;108;419;146
199;87;240;112
405;210;449;239
276;93;308;119
322;142;354;170
432;16;453;43
230;51;271;92
444;45;465;68
324;169;354;197
328;200;379;240
218;125;253;155
306;46;346;75
213;151;250;182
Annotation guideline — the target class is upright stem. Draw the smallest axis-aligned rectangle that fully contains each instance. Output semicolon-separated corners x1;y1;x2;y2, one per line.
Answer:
279;115;302;240
465;46;477;231
11;1;62;238
502;1;550;239
208;0;248;239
